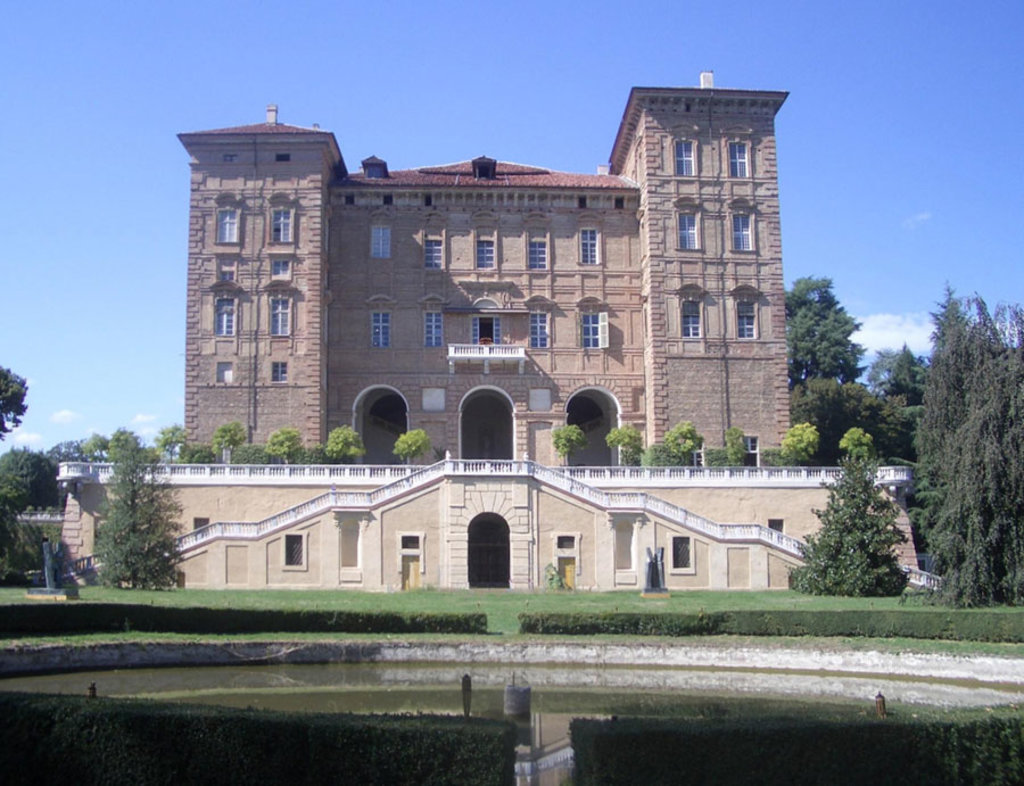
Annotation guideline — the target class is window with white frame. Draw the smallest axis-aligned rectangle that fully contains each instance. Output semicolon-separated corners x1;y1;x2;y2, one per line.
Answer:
674;140;695;176
671;536;692;569
581;312;609;349
530;312;549;348
580;228;598;265
424;238;442;269
271;259;291;278
528;238;547;270
732;214;752;251
271;209;292;243
270;298;290;336
371;225;391;258
743;436;759;466
682;300;701;338
216;209;239;243
476;238;495;269
678;213;698;250
271;361;288;383
218;260;236;282
424;312;443;347
729;142;748;177
371;312;390;347
215;362;233;383
214;298;235;336
737;301;756;339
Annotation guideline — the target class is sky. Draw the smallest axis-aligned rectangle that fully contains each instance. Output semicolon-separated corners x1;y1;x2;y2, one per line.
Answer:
2;0;1022;452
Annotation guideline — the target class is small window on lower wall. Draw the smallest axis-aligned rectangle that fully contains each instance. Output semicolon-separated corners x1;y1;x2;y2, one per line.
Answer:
767;519;784;533
556;535;575;550
671;536;692;570
193;517;209;530
401;535;420;550
284;533;304;567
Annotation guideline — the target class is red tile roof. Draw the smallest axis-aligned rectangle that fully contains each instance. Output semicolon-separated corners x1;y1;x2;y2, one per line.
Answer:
340;160;634;190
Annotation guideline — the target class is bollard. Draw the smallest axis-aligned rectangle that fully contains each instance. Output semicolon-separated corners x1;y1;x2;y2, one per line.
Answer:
875;691;887;718
87;682;97;699
461;674;472;718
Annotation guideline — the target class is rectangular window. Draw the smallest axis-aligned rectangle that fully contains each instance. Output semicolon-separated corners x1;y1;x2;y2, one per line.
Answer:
678;213;697;249
270;298;290;336
222;154;237;163
218;260;236;282
737;302;756;339
271;209;292;243
580;229;598;265
401;535;420;550
216;209;238;243
614;522;633;571
672;536;692;569
732;214;752;251
424;238;442;269
371;225;391;258
674;140;694;176
729;142;748;177
528;239;547;270
284;534;303;566
214;298;235;336
682;301;701;338
340;521;360;568
530;312;549;348
193;517;210;530
271;361;288;383
556;535;575;550
744;436;759;466
476;238;495;269
371;312;391;348
271;259;290;278
472;316;501;345
581;312;609;349
768;518;784;533
424;312;443;347
215;362;233;383
275;152;291;162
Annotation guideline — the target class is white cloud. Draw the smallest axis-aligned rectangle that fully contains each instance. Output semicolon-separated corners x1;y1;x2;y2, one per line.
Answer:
902;211;932;230
50;409;81;424
854;312;933;356
11;431;43;446
137;426;159;438
131;413;158;425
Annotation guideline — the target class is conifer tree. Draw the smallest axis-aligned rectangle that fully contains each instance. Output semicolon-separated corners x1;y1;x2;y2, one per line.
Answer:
790;457;907;596
95;433;181;589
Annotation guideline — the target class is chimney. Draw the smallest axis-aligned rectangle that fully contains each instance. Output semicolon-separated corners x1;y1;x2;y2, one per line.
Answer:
597;164;609;175
699;71;714;89
266;104;279;125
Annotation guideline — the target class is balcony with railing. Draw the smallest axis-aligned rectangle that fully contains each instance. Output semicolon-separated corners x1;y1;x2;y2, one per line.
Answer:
447;343;526;374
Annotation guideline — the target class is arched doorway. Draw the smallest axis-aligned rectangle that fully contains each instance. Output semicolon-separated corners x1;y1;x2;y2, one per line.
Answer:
354;387;408;464
460;388;513;459
468;514;510;588
566;389;620;465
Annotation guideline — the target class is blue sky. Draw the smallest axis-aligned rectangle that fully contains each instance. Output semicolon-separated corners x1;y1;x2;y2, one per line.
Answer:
2;0;1022;451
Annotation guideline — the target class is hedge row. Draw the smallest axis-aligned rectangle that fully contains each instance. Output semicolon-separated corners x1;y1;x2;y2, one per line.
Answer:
518;609;1024;642
571;714;1024;785
0;692;515;786
0;604;487;636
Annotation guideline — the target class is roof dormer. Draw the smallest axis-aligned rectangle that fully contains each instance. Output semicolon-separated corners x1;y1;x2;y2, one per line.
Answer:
472;156;497;179
362;156;389;179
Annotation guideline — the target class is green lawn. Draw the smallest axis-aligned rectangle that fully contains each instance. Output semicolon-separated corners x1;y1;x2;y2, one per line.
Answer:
1;585;1017;638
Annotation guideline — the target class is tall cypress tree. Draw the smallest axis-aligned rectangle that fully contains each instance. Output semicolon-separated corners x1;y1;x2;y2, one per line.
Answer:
918;293;1024;605
95;434;181;589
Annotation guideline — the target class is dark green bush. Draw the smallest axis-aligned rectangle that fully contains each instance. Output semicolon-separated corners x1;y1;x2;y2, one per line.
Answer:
0;604;487;636
0;692;515;786
572;713;1024;785
519;610;1024;642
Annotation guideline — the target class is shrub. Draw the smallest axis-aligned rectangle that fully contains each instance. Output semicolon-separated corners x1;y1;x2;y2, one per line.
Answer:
266;428;304;464
325;426;366;463
724;426;746;465
393;429;432;463
230;444;267;465
781;422;819;464
552;425;586;464
605;426;644;466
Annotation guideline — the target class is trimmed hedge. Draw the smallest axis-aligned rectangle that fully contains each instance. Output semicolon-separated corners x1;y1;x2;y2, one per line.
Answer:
572;714;1024;785
0;604;487;636
519;609;1024;642
0;692;515;786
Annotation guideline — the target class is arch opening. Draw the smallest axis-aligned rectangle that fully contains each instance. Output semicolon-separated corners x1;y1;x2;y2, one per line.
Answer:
355;388;408;464
467;513;510;588
460;389;513;459
566;389;620;465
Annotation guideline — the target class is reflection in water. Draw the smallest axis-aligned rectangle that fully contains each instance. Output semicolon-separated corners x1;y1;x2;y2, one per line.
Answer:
5;662;1024;785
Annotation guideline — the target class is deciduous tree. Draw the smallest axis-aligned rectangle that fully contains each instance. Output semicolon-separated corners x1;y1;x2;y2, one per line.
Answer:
155;425;188;462
325;426;366;464
781;423;819;465
605;426;644;466
212;421;247;462
265;427;304;464
552;425;586;464
0;367;27;440
95;432;181;589
790;457;907;597
0;450;58;511
393;429;432;464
